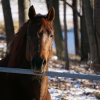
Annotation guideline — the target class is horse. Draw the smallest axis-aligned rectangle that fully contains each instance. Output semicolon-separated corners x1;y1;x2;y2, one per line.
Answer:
0;5;55;100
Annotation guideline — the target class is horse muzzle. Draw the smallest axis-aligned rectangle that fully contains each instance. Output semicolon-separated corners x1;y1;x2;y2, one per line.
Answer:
31;57;47;74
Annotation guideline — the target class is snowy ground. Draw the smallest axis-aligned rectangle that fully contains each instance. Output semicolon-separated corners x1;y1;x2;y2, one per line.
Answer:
48;56;100;100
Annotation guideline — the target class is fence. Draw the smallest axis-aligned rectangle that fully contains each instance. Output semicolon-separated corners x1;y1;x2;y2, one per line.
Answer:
0;67;100;81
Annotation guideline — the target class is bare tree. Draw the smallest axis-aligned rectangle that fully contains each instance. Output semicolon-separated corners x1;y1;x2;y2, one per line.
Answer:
94;0;100;61
1;0;14;46
72;0;80;55
63;0;69;69
18;0;29;27
81;2;90;60
82;0;98;61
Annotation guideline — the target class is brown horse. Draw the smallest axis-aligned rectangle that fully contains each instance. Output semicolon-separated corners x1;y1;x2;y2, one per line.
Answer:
0;5;55;100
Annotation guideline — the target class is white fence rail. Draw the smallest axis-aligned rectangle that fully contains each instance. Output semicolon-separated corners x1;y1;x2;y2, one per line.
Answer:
0;67;100;80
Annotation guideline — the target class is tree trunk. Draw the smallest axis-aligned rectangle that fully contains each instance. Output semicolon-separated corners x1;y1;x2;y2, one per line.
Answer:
72;0;80;55
94;0;100;62
90;0;94;24
82;0;98;61
46;0;65;60
81;1;90;61
1;0;14;46
18;0;28;27
81;15;90;60
63;0;69;69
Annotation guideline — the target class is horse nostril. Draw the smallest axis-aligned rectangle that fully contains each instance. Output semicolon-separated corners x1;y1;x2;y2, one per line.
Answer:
43;59;46;65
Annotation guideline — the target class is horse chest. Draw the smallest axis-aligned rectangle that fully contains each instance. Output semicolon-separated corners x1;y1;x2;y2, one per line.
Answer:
10;75;49;100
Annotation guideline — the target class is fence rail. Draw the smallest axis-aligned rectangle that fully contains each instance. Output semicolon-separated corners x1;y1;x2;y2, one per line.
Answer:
0;67;100;80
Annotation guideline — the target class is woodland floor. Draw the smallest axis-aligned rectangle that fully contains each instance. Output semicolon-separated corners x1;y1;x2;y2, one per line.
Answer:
48;56;100;100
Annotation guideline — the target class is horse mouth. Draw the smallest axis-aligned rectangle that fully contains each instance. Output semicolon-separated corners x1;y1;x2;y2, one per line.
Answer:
31;63;46;74
33;69;45;74
31;57;47;74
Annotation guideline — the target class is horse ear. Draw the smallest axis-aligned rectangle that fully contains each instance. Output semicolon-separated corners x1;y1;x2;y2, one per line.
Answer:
47;7;55;22
28;5;36;20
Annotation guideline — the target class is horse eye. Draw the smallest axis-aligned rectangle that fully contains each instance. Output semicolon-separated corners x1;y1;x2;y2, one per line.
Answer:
50;34;53;38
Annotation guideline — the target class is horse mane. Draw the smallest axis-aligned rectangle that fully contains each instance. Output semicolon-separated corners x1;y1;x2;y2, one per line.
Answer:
0;20;30;68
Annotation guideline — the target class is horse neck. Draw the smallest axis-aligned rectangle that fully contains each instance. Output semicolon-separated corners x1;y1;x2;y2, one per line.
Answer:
32;62;49;99
19;63;49;100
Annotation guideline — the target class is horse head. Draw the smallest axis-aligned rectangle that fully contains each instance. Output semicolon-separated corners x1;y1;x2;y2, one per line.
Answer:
26;5;55;74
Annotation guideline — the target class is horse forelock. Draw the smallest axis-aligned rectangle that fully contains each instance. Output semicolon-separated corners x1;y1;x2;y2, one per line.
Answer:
28;15;54;33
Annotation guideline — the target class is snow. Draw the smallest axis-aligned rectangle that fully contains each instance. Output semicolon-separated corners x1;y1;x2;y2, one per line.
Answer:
51;56;58;61
48;56;100;100
0;43;6;48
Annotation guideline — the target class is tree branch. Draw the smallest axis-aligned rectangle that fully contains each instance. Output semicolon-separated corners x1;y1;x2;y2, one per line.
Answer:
66;1;81;17
61;0;81;17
